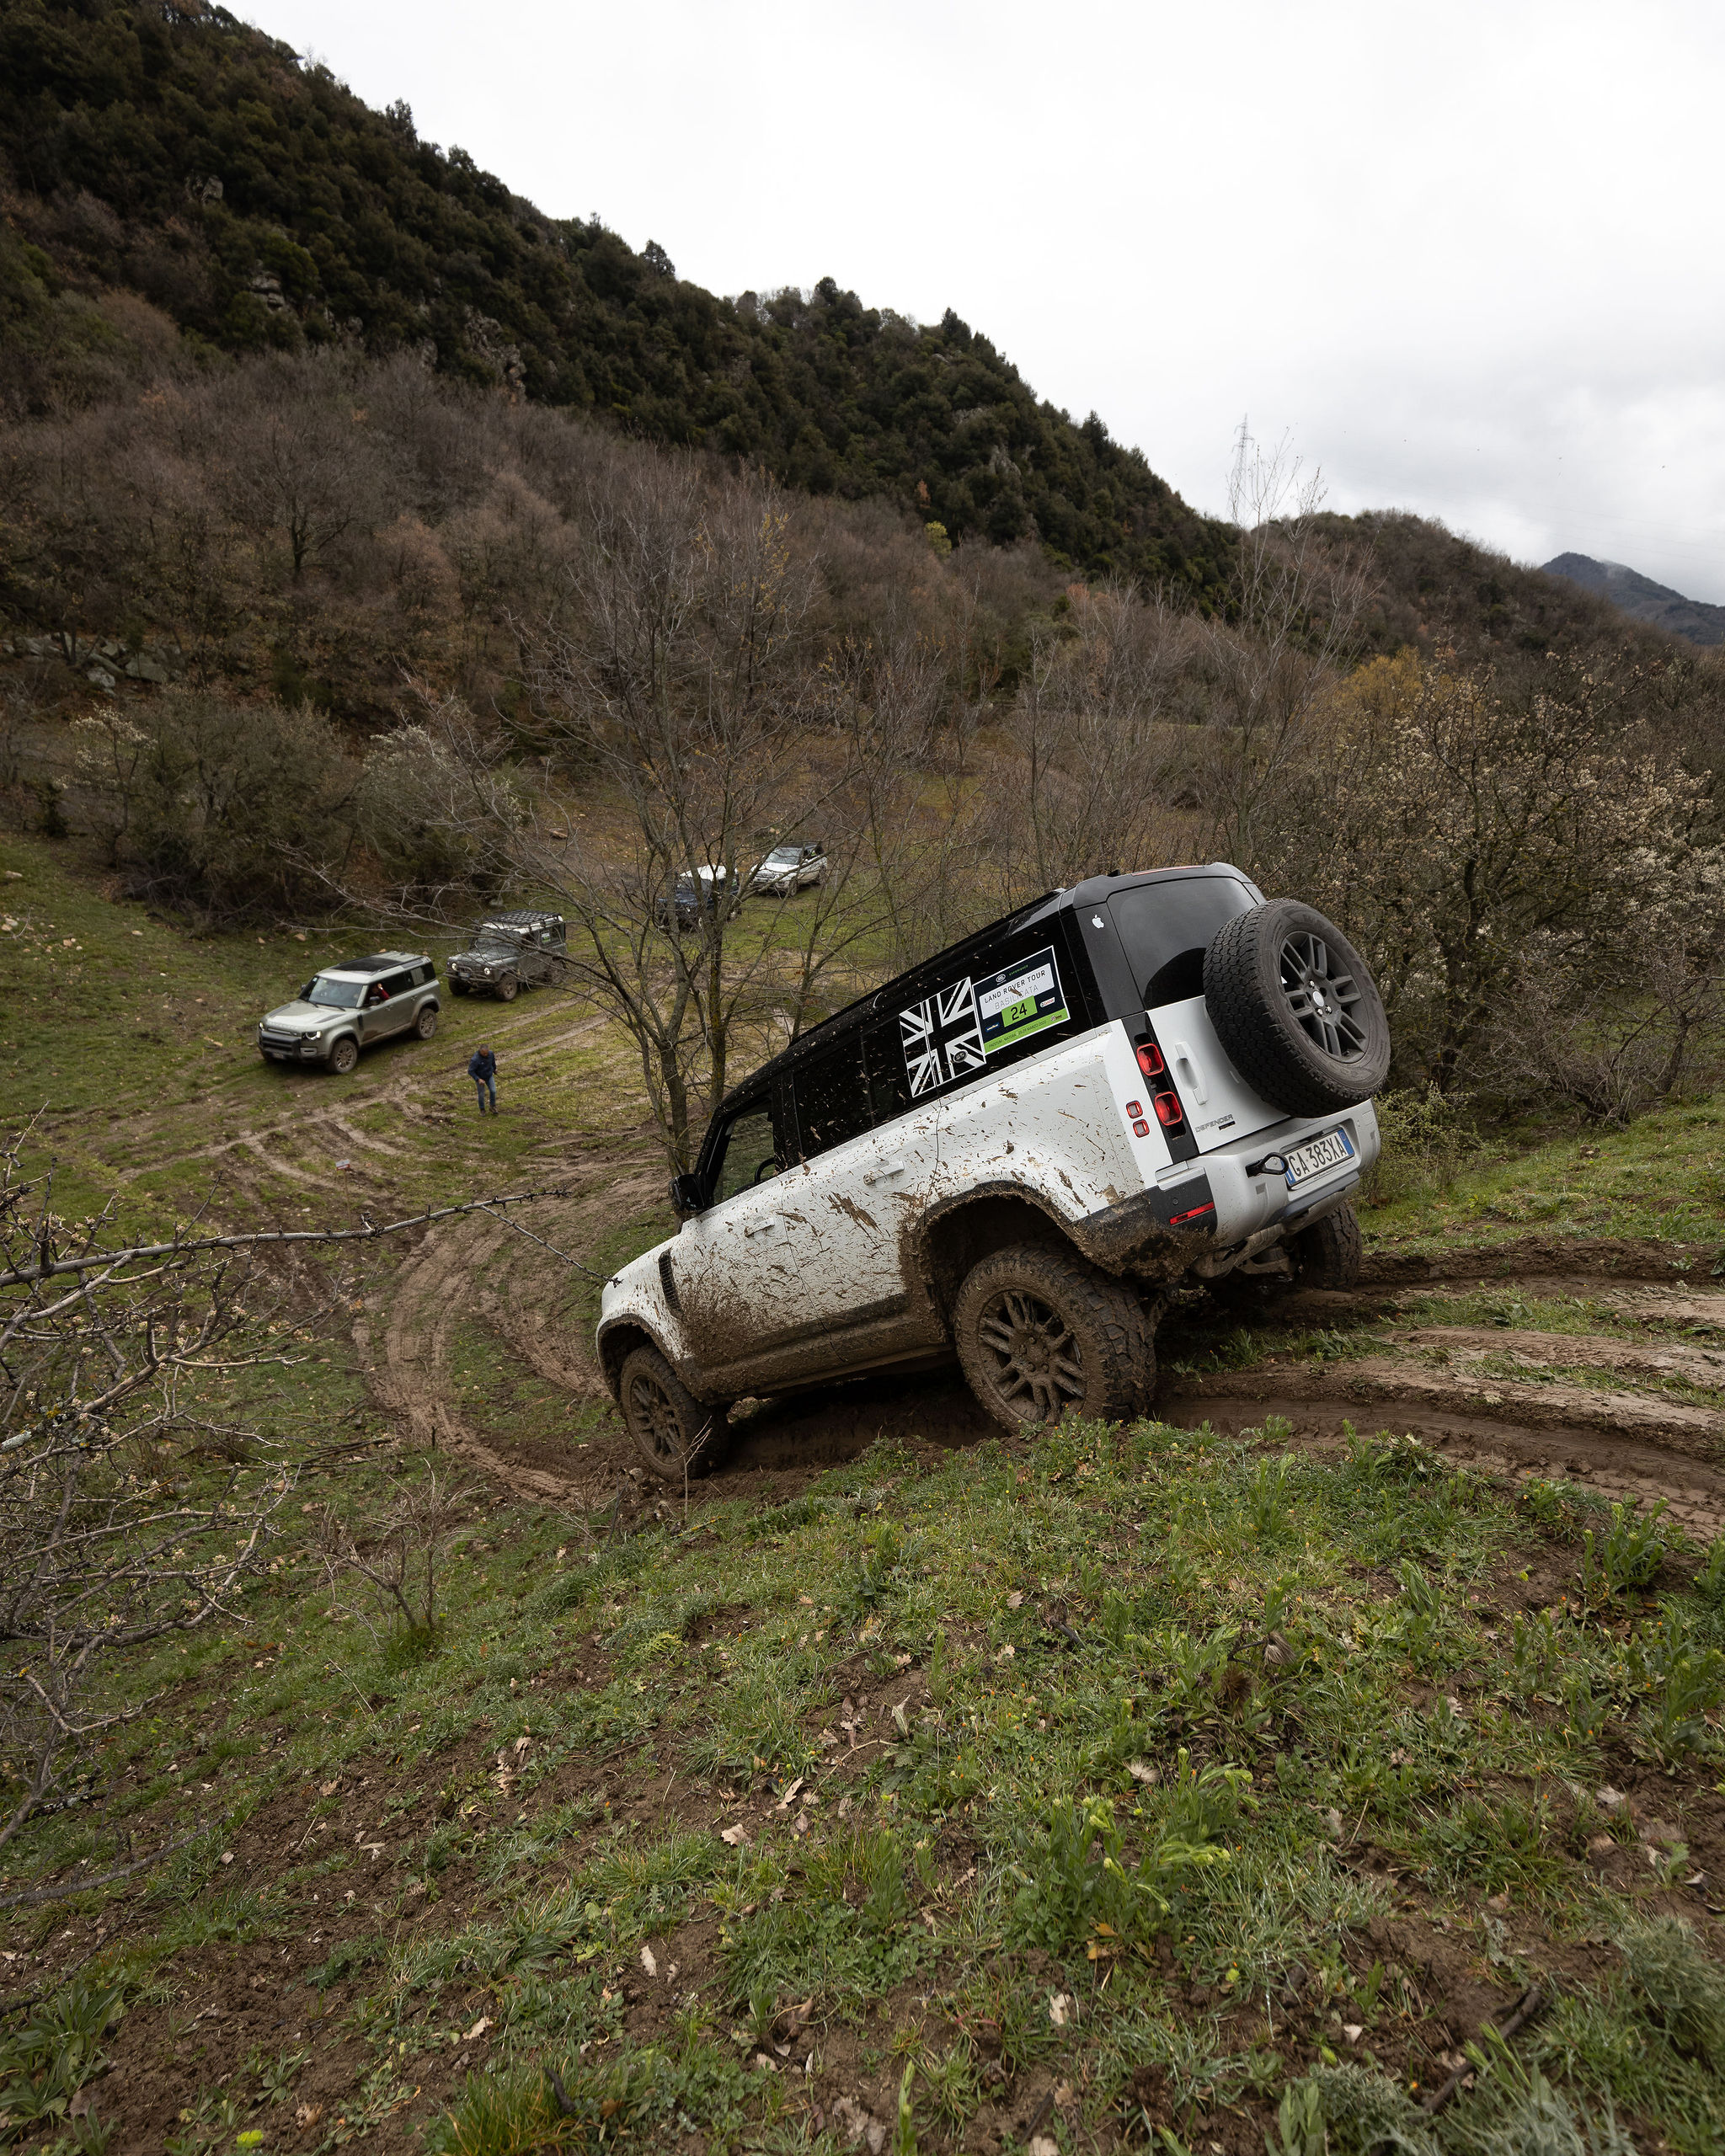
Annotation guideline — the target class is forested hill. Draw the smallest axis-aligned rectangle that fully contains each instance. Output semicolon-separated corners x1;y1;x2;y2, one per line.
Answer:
0;0;1232;599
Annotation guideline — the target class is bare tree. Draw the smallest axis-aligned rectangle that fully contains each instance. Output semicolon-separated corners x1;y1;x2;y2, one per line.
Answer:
1197;422;1375;862
1487;856;1725;1122
216;355;381;584
312;1469;469;1646
1268;649;1720;1091
1012;581;1194;890
356;459;921;1171
0;1139;296;1873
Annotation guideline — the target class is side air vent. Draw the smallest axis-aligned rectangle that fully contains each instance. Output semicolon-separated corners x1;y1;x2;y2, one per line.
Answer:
658;1251;681;1314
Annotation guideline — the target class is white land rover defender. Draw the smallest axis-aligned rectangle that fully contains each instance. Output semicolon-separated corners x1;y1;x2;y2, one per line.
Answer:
598;867;1388;1477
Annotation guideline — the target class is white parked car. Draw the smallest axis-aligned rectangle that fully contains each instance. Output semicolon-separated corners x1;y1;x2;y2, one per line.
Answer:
598;867;1387;1477
749;842;827;897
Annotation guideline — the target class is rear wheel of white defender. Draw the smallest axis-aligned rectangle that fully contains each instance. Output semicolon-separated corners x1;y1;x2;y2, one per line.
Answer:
1289;1200;1363;1289
952;1243;1154;1432
617;1343;729;1483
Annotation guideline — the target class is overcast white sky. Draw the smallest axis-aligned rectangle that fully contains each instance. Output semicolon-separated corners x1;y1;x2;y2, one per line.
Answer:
259;0;1725;600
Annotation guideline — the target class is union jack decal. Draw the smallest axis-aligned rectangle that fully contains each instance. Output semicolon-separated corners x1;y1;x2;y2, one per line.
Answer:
900;977;986;1097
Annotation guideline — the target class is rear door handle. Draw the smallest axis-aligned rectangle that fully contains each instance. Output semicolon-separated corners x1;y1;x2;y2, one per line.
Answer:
863;1159;906;1185
1168;1040;1208;1105
743;1218;780;1239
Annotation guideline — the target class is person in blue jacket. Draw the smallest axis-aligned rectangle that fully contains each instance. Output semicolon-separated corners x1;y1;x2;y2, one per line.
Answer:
468;1043;498;1115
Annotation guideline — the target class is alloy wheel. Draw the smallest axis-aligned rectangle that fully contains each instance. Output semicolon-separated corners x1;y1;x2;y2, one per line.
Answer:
975;1287;1085;1422
626;1369;685;1468
1277;931;1367;1062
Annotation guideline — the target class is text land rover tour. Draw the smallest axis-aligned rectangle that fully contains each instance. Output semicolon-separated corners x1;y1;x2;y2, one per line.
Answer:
598;867;1389;1477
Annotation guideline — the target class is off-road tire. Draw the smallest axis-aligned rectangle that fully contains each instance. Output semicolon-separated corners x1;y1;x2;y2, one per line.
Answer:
414;1006;438;1039
494;975;519;1002
327;1036;359;1075
618;1343;729;1484
1289;1200;1363;1289
1204;900;1389;1116
952;1242;1154;1432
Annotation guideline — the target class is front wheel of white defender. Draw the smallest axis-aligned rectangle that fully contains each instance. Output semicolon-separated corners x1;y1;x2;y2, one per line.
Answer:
617;1343;729;1483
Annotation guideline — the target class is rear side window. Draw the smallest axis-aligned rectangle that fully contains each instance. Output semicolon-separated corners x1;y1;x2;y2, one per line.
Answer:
862;1019;912;1127
710;1101;788;1203
1108;878;1257;1007
382;970;415;1000
793;1042;870;1161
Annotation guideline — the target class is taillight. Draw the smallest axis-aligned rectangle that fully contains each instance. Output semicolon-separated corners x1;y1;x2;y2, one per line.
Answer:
1153;1091;1184;1129
1135;1043;1165;1079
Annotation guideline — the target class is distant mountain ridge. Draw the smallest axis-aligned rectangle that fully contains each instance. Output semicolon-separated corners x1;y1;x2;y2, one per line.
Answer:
1541;553;1724;648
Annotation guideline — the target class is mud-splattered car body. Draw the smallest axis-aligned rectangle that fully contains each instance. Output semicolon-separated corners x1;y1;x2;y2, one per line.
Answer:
599;866;1383;1433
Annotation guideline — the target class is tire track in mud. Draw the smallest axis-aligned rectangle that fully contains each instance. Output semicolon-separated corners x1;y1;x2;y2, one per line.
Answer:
95;997;582;1189
1161;1263;1725;1534
363;1155;667;1507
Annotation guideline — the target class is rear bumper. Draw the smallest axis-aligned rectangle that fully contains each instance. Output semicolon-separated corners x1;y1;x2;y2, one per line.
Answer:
1076;1100;1378;1278
1194;1103;1378;1245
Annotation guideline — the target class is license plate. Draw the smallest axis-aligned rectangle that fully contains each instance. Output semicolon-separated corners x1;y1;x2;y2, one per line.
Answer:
1284;1127;1355;1188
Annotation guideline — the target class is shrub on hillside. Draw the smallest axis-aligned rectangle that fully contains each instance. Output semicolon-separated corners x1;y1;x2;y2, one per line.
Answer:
73;694;355;922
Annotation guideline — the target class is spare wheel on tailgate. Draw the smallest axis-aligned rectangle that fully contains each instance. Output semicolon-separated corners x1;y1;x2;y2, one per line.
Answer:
1202;899;1390;1116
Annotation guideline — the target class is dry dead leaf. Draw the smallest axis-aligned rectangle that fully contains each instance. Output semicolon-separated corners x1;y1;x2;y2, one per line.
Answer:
640;1945;658;1978
463;2016;492;2041
720;1823;750;1846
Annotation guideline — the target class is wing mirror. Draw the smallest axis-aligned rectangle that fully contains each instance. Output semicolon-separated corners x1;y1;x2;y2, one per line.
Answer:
669;1172;705;1216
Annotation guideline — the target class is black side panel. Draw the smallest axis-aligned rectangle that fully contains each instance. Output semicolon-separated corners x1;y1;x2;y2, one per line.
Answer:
789;1038;871;1161
861;1018;913;1128
1065;899;1148;1025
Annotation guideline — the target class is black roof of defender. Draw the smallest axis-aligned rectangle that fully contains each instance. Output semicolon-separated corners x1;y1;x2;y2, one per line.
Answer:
723;863;1259;1116
326;952;425;975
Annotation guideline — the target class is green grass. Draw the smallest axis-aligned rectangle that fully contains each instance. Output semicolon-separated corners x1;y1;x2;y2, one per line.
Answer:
7;834;1725;2151
0;830;660;1230
1363;1092;1725;1259
8;1419;1723;2152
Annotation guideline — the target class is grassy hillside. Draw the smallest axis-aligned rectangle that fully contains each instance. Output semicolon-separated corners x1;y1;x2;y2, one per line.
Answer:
0;0;1231;597
4;815;1725;2154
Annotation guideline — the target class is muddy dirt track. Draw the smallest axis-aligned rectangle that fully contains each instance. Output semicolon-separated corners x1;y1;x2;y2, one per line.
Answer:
357;1141;1725;1536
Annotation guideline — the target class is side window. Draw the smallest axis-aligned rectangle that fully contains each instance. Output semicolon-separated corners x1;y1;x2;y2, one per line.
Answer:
861;1018;911;1127
793;1042;870;1160
711;1102;785;1204
382;970;414;1000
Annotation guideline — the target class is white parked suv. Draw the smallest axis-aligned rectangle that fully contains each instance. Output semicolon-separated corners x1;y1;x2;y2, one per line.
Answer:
598;867;1387;1477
